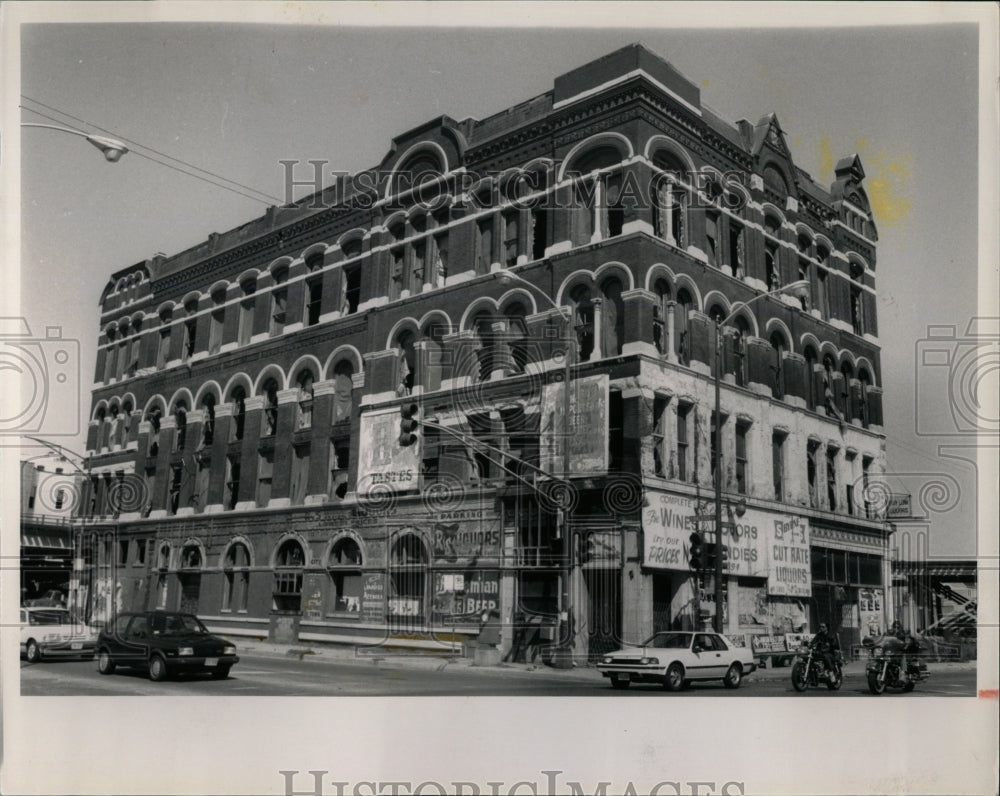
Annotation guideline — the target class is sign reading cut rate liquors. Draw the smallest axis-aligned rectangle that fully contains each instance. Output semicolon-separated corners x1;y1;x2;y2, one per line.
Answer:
766;514;811;597
358;408;421;494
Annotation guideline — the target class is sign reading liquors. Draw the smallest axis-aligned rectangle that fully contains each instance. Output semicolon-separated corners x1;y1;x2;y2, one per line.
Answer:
540;374;609;474
767;515;811;597
358;408;420;495
887;493;912;519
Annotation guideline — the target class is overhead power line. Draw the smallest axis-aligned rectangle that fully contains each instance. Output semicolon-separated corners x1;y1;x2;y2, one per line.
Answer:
21;96;284;205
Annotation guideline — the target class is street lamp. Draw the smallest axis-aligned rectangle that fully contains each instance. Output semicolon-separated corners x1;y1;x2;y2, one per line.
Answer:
496;269;576;665
22;123;129;163
712;280;809;633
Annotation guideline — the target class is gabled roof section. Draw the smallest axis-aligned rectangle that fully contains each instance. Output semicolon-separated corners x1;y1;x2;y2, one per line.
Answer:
750;113;790;159
835;153;866;181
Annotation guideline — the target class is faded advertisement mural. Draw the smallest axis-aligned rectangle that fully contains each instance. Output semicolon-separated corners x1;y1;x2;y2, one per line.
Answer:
540;373;609;474
357;408;421;494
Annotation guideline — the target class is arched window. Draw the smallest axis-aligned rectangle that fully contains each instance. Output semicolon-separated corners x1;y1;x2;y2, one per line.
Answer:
822;354;838;418
502;303;530;375
209;288;226;354
199;394;216;447
568;146;625;246
230;386;247;441
173;401;188;452
600;277;624;357
146;405;162;457
652;278;672;355
733;316;751;387
471;314;495;381
156;543;171;571
675;288;693;365
804;347;819;410
850;262;866;336
841;362;855;421
762;164;788;199
270;268;289;337
652;151;688;246
261;378;279;437
223;542;251;612
858;369;872;428
328;538;363;614
238;278;256;346
769;332;788;399
332;360;354;424
569;285;595;362
273;539;305;612
389;533;428;626
181;544;202;570
395;331;417;395
296;369;315;429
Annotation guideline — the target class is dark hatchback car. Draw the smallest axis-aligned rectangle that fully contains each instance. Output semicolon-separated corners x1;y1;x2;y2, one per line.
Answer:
97;611;239;681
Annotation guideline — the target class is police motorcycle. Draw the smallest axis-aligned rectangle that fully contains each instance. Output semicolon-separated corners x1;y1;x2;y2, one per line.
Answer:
791;642;843;691
863;633;928;694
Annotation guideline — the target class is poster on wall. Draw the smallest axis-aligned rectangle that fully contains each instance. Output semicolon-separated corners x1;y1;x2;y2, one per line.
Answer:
766;515;812;597
641;490;768;577
431;569;500;625
859;587;883;640
539;373;608;474
360;572;386;624
428;508;502;565
357;408;421;495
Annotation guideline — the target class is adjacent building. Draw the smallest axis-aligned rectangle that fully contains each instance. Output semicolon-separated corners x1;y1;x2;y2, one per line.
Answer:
77;44;890;660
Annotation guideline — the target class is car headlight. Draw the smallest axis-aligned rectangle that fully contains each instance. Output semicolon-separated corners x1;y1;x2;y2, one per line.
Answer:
640;657;659;665
223;645;236;655
178;647;194;656
43;633;60;642
602;656;614;665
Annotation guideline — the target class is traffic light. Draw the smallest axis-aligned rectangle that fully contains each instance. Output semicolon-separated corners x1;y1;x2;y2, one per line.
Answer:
689;532;706;570
399;402;419;446
706;542;717;570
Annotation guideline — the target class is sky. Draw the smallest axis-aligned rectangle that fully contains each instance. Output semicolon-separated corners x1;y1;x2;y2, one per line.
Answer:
9;10;995;563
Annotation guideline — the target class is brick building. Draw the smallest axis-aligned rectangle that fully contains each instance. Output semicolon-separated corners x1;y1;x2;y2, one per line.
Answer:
78;44;889;659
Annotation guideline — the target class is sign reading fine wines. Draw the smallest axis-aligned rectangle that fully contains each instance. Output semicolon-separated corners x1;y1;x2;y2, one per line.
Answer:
358;408;421;494
540;373;609;475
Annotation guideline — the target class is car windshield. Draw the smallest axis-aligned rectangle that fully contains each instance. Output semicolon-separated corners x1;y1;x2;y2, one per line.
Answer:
151;614;208;635
28;610;72;626
642;632;692;649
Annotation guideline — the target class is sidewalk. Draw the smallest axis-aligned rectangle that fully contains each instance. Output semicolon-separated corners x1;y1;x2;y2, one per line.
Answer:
229;636;977;683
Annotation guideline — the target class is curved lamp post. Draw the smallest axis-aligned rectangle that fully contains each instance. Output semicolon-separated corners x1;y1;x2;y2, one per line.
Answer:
712;279;810;632
22;123;129;163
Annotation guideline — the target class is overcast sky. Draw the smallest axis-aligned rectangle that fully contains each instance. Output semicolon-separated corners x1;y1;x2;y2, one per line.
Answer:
11;11;994;559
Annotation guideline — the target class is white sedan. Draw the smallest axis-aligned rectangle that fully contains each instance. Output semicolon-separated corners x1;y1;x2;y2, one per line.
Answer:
20;607;98;662
597;630;757;691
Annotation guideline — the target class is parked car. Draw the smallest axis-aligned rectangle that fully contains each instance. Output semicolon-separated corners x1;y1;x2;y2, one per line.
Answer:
23;589;67;607
96;611;239;681
597;630;757;691
20;606;97;662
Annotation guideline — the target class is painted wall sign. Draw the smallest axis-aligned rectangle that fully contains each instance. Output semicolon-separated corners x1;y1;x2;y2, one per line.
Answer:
357;409;421;495
540;373;609;474
360;572;386;624
431;569;500;625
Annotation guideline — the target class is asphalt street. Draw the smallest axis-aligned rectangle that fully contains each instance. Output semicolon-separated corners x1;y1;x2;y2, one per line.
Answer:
19;652;977;697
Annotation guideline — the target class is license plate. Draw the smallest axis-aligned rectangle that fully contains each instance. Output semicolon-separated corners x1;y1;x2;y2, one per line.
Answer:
614;673;630;683
71;642;82;650
204;658;218;667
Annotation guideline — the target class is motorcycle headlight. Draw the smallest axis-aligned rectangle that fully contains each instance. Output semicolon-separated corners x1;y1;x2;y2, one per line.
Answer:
178;647;194;656
872;647;883;657
640;657;660;666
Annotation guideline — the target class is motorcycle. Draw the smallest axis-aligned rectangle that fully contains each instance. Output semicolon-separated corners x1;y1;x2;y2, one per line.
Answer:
791;645;843;691
864;635;928;694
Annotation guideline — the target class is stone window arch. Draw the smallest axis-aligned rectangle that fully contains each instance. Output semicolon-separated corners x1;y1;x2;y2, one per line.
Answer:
273;538;306;612
327;536;363;615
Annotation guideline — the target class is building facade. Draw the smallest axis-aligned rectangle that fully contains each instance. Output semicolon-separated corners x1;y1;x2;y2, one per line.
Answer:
78;44;889;659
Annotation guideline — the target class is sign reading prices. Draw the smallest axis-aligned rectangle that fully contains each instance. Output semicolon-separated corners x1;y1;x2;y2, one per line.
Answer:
540;373;609;474
357;408;421;494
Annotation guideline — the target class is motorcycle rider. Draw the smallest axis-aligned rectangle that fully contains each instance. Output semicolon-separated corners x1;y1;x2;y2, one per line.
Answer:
810;623;841;682
888;620;916;681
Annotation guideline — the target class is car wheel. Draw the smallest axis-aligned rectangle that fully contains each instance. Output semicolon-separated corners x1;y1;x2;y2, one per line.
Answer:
663;663;684;692
25;640;42;663
148;654;169;682
723;663;743;689
212;665;232;680
97;649;116;675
